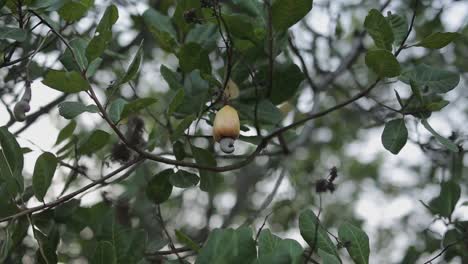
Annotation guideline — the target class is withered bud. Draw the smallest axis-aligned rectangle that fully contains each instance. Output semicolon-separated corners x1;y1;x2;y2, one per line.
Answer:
184;8;200;24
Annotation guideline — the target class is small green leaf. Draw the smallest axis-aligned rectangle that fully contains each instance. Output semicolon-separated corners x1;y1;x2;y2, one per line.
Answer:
42;70;90;93
120;41;144;84
400;64;460;94
428;181;461;218
364;9;394;50
236;100;283;125
32;152;57;202
58;101;99;119
55;121;77;145
415;32;460;49
195;227;256;264
269;63;304;104
271;0;313;32
0;27;27;41
143;8;178;52
421;119;459;152
175;229;200;252
167;89;185;115
186;24;218;50
78;130;111;155
319;249;341;264
172;114;196;141
121;98;157;119
58;0;94;22
0;126;24;196
93;241;117;264
258;229;303;264
161;65;184;90
381;119;408;154
365;49;401;78
86;58;103;78
338;223;370;264
299;210;339;258
177;42;211;74
386;13;408;46
86;5;119;61
146;169;173;204
191;145;221;193
108;98;127;123
60;38;89;72
173;141;186;161
169;170;200;188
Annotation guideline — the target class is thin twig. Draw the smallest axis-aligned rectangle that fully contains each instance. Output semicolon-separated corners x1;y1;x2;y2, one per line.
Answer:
0;158;144;223
155;205;184;264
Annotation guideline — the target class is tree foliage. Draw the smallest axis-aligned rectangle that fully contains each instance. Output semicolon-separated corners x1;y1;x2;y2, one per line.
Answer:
0;0;467;263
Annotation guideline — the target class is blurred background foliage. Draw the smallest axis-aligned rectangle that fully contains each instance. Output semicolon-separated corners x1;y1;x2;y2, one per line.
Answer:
0;0;467;263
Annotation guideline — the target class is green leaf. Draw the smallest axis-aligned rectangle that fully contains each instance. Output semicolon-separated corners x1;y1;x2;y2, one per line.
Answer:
120;41;144;84
386;13;408;46
223;14;257;41
60;38;89;72
92;241;117;264
0;126;24;196
319;249;341;264
381;119;408;155
146;169;173;204
415;32;460;49
299;210;339;258
167;89;185;115
32;152;58;202
54;199;80;221
186;24;218;50
58;0;94;22
35;225;59;264
400;64;460;94
29;0;66;11
175;229;201;252
271;0;313;32
169;170;200;188
270;63;304;104
86;58;103;78
176;70;211;116
42;70;90;93
196;227;257;264
58;101;99;119
78;130;111;155
173;141;186;161
0;27;27;41
365;49;400;78
421;119;459;152
191;145;221;193
364;9;394;50
143;8;178;52
428;181;461;218
236;100;283;125
178;42;211;74
172;114;196;141
257;229;303;264
121;98;157;119
161;65;184;90
86;4;119;61
108;98;127;123
338;223;370;264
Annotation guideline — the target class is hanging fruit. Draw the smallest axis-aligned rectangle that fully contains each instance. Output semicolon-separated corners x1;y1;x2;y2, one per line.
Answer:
213;105;240;154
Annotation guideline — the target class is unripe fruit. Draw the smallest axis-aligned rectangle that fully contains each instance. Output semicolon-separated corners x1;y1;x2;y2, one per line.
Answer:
223;79;239;100
213;105;240;154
